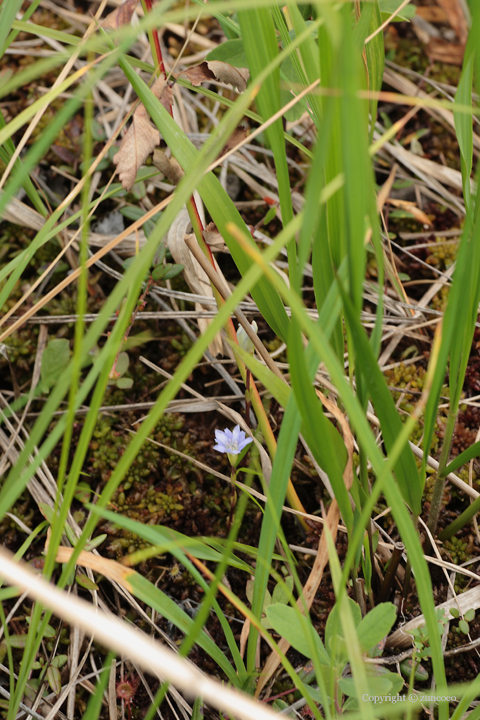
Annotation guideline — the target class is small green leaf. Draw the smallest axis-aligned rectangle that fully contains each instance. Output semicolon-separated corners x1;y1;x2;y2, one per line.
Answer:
339;674;393;698
43;624;56;638
74;482;91;504
114;352;129;377
84;534;107;551
161;263;184;280
400;658;429;681
465;609;475;622
450;608;459;619
40;339;70;393
459;619;470;634
271;576;293;605
75;573;99;591
151;262;184;281
7;635;28;649
51;654;68;668
116;377;133;389
263;205;277;225
47;665;62;695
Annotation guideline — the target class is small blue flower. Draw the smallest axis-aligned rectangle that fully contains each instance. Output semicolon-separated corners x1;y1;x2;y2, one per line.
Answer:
214;425;253;455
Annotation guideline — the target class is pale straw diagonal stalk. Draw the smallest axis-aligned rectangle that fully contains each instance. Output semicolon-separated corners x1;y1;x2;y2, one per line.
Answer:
0;547;280;720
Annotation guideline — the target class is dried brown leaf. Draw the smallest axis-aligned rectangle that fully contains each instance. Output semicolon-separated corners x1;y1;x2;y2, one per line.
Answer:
180;61;249;92
426;38;465;65
152;149;184;184
113;78;174;191
387;198;432;226
113;105;160;190
435;0;468;44
151;76;174;111
180;62;215;87
102;0;139;30
207;61;249;91
167;209;224;356
415;6;448;22
220;126;249;159
203;222;227;251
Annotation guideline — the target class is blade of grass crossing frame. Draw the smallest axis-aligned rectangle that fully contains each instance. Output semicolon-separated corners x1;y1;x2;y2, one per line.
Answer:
236;7;297;288
288;321;352;526
0;0;23;55
422;0;480;475
454;37;474;211
364;0;384;139
314;4;348;277
247;261;347;673
285;1;322;124
339;283;422;513
341;4;371;315
270;5;320;128
422;177;480;478
0;111;47;216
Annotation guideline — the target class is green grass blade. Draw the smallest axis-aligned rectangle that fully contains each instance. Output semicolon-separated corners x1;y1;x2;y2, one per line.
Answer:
237;6;297;286
454;40;474;210
339;282;422;513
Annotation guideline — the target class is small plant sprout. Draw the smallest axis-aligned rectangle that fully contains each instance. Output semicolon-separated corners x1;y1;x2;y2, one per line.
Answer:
213;425;253;466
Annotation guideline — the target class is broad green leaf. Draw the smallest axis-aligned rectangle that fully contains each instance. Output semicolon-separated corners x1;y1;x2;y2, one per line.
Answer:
339;674;394;698
206;38;247;67
356;603;396;652
265;603;330;665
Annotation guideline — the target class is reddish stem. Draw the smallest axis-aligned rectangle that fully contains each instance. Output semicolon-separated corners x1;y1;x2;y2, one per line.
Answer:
143;0;165;76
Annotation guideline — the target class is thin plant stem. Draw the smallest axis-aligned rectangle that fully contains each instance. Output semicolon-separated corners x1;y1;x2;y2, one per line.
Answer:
427;409;457;536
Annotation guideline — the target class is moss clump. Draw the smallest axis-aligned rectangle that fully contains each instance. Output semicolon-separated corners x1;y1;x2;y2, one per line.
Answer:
442;536;471;565
89;416;160;486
